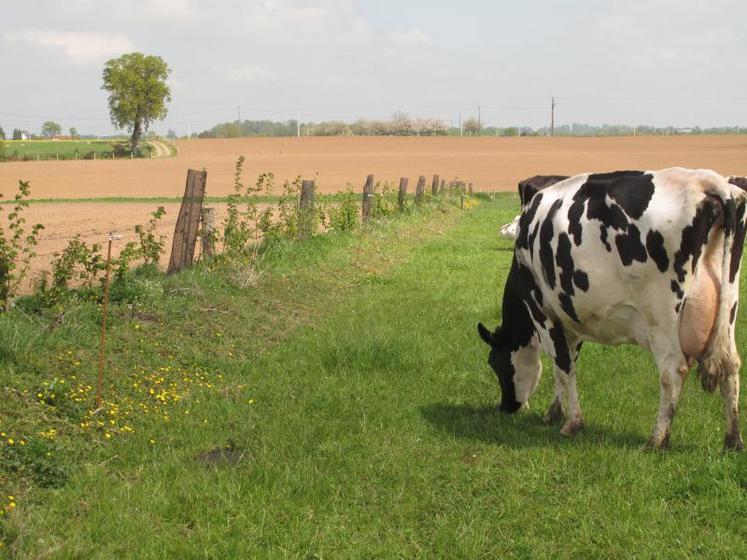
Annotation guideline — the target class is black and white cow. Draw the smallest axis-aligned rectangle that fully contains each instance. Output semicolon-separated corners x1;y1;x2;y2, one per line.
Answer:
479;168;747;450
500;175;569;239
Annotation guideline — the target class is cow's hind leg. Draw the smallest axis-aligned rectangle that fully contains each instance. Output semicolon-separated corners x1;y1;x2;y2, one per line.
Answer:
720;369;743;451
647;341;689;450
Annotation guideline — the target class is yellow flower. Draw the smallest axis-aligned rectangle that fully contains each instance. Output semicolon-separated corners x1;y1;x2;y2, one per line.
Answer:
7;438;14;445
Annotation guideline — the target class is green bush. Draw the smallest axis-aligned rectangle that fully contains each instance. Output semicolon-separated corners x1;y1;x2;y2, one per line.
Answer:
329;186;360;232
0;181;44;311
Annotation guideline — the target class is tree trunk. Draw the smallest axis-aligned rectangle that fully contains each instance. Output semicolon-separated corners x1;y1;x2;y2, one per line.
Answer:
131;119;143;154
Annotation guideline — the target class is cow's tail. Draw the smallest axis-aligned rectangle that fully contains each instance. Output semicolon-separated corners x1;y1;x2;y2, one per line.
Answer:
698;187;747;392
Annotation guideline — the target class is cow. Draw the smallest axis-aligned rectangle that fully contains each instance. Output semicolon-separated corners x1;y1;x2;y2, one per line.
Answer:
500;175;569;240
728;176;747;191
478;168;747;450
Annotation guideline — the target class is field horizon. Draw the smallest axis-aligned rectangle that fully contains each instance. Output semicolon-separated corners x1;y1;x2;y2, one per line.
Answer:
1;135;746;200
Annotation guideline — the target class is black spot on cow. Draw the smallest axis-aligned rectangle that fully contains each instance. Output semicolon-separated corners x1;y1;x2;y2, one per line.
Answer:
527;221;540;253
730;303;738;324
568;171;654;247
675;301;682;314
573;270;589;292
645;230;669;272
595;171;656;219
516;193;544;250
615;224;648;266
567;171;654;247
555;232;586;321
556;233;576;295
559;293;580;323
539;199;563;289
729;201;746;283
518;175;569;207
671;279;684;300
673;195;722;283
599;225;611;251
548;322;572;373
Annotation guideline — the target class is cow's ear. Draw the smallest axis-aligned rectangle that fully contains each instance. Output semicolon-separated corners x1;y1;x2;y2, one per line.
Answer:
477;323;494;346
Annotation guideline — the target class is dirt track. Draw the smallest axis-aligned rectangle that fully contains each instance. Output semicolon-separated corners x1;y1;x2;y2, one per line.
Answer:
2;135;746;199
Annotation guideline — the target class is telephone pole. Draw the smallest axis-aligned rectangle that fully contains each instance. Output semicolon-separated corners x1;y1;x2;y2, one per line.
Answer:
237;105;241;136
459;112;462;136
550;97;555;137
297;111;300;138
478;105;482;136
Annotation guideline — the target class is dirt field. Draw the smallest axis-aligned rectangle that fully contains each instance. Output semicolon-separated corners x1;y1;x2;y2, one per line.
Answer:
2;135;746;293
2;135;746;199
20;203;231;290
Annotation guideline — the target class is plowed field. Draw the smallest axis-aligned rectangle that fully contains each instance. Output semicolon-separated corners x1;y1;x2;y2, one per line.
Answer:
2;135;746;291
2;135;746;199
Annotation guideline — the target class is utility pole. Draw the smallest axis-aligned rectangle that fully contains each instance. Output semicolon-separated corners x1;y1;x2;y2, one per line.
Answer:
478;105;482;136
550;97;555;137
297;111;300;138
459;112;462;136
237;105;241;136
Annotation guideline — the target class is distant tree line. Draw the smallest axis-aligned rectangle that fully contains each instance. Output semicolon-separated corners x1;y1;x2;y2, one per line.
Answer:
537;123;746;137
199;113;448;138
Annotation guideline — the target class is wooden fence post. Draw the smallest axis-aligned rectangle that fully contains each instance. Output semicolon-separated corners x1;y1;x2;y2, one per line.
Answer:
168;169;208;274
431;174;440;196
439;179;446;196
362;174;375;224
398;177;408;211
298;179;316;239
200;207;216;258
415;175;426;205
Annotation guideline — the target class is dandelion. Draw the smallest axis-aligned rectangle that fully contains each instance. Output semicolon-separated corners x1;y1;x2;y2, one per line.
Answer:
7;438;14;445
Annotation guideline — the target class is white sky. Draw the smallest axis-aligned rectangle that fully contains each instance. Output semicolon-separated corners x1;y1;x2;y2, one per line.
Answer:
2;0;746;135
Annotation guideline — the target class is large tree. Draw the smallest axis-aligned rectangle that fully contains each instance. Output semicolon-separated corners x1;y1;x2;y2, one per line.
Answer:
0;125;5;140
101;53;171;153
41;121;62;138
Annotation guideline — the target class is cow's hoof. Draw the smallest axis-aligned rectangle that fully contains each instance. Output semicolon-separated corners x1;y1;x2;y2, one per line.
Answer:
723;433;744;452
560;419;584;437
543;401;564;425
644;433;671;452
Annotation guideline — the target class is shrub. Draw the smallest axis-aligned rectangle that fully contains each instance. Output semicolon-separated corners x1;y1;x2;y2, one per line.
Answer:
329;186;360;232
134;206;166;265
222;157;274;259
0;181;44;310
34;236;105;306
372;181;397;220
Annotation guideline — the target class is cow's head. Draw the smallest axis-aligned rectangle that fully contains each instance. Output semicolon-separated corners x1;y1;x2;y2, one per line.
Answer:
477;322;541;413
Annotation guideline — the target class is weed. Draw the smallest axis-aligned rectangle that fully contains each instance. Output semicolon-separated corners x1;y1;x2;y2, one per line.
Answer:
0;181;44;310
329;185;360;233
134;206;166;265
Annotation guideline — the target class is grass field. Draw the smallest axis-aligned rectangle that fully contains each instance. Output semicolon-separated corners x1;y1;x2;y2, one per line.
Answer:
1;140;119;161
1;198;746;558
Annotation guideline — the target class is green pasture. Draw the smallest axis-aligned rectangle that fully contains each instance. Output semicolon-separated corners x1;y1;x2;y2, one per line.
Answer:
0;140;158;161
0;199;745;558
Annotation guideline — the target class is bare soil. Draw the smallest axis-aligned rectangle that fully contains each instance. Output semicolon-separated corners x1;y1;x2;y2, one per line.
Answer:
3;135;746;293
2;136;745;199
